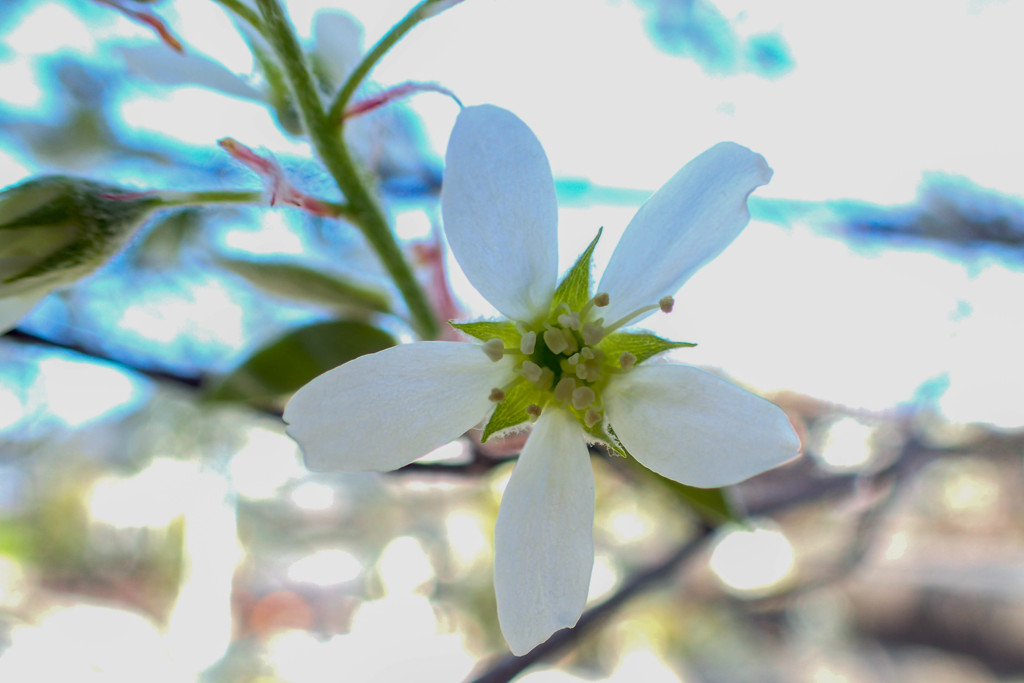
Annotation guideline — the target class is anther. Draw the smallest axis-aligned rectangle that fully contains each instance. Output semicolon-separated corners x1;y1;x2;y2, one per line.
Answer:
520;360;543;383
536;367;555;391
580;322;604;346
525;404;542;419
584;408;602;428
571;386;596;411
482;339;505;362
580;347;595;360
519;330;537;355
593;292;610;307
619;351;637;369
488;388;506;402
567;353;580;366
543;327;569;355
553;377;577;404
557;311;581;330
659;296;674;313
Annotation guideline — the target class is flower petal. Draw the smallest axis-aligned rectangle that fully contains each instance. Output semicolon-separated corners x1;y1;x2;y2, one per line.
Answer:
284;341;512;472
441;105;558;321
0;288;48;334
604;364;799;488
494;408;594;655
597;142;772;324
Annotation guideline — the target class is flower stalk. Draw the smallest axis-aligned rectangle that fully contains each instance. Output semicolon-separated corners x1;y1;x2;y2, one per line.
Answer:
254;0;439;340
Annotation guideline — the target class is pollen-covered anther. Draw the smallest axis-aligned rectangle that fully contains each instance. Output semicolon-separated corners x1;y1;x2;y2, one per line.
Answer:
575;362;600;382
536;367;555;391
567;353;580;366
482;338;505;362
519;330;537;355
557;311;580;330
580;322;604;346
659;296;674;313
571;386;596;411
593;292;610;307
520;360;543;383
619;351;637;369
584;408;602;428
488;388;506;402
542;327;569;355
553;376;577;404
580;347;595;360
525;403;542;419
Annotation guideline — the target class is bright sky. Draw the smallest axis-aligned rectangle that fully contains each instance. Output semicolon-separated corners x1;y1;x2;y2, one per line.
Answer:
1;0;1021;428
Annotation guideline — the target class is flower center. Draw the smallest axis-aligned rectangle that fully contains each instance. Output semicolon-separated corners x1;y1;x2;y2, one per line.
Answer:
484;292;674;431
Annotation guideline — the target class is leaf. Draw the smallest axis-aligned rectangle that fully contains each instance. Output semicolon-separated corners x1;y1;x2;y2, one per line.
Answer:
219;257;391;313
207;320;396;404
598;331;696;366
449;319;521;346
481;380;543;442
550;228;602;313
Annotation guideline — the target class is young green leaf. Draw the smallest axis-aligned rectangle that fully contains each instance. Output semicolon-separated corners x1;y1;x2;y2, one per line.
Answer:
219;257;391;313
207;320;395;404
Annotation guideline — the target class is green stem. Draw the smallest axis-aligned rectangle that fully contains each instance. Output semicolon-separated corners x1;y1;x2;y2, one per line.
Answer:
254;0;440;340
210;0;268;37
326;0;435;125
157;190;354;219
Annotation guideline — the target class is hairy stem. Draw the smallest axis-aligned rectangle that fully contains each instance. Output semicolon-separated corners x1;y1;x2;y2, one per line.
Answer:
254;0;439;339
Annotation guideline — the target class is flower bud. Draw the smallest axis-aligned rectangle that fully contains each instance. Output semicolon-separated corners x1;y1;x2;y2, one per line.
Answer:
0;175;161;331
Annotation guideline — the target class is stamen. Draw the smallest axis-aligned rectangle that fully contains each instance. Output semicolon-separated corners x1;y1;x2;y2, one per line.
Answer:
619;351;637;369
543;327;569;355
482;339;505;362
580;321;604;346
584;408;602;428
488;388;506;402
536;367;555;391
659;296;674;313
525;403;542;419
519;330;537;355
557;311;581;330
571;386;596;410
579;292;610;320
519;360;543;383
580;347;595;360
553;377;577;404
567;353;581;366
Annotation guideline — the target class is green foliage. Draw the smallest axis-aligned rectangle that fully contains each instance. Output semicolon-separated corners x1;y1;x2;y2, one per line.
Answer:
218;257;391;313
550;228;602;313
207;320;395;404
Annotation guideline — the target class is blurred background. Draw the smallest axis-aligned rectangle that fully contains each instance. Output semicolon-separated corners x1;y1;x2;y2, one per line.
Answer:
1;0;1023;681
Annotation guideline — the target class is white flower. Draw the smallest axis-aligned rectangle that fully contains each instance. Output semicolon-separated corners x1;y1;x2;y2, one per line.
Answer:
284;105;799;655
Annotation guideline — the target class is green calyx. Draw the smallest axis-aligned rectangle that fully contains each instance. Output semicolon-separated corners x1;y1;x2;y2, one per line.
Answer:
460;229;696;446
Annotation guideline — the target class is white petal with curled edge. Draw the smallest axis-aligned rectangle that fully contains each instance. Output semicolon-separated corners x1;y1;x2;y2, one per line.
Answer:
598;142;772;324
604;364;799;488
442;105;558;322
494;408;594;655
284;341;513;472
0;288;48;334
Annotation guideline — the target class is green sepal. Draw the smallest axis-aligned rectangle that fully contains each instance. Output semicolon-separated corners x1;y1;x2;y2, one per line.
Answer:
616;446;741;525
449;320;521;346
481;381;544;442
599;331;696;366
218;257;391;314
550;228;601;313
583;420;631;459
206;319;395;404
